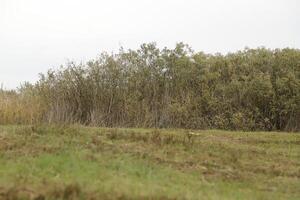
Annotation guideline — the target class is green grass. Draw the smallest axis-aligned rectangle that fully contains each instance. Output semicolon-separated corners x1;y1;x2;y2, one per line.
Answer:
0;125;299;199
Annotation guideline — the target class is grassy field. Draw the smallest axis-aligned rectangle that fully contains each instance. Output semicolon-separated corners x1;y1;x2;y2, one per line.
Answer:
0;125;299;200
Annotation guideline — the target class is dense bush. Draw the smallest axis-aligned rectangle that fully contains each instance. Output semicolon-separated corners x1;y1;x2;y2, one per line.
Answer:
1;43;299;131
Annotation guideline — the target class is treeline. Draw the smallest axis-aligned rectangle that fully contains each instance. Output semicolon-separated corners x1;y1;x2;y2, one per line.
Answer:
1;43;300;131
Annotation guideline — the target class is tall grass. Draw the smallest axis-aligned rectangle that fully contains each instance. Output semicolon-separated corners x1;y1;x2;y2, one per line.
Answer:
0;84;43;125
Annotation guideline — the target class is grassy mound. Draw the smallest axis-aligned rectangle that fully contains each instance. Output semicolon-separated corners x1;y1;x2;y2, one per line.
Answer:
0;125;299;199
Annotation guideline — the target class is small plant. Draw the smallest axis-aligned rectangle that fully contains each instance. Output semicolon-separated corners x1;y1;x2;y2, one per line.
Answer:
63;183;81;200
162;134;176;145
106;128;120;140
150;129;162;145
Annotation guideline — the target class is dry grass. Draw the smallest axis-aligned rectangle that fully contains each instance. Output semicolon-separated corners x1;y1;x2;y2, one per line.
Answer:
0;91;43;125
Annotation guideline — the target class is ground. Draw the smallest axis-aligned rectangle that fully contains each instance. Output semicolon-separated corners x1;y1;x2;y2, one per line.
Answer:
0;125;299;200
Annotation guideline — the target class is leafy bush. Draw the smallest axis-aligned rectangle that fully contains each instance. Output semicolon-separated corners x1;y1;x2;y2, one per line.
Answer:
1;44;299;131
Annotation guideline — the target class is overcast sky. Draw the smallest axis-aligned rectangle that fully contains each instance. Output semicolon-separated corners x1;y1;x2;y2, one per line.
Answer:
0;0;299;89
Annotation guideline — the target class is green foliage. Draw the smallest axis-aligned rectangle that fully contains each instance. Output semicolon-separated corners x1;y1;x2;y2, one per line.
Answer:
1;44;300;131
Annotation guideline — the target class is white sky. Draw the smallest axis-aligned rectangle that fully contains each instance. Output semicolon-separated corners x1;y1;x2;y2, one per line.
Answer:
0;0;299;89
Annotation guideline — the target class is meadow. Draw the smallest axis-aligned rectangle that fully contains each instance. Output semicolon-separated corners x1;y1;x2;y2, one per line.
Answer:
0;125;299;200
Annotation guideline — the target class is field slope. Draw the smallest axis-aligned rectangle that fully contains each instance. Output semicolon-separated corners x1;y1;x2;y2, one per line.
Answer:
0;125;299;200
